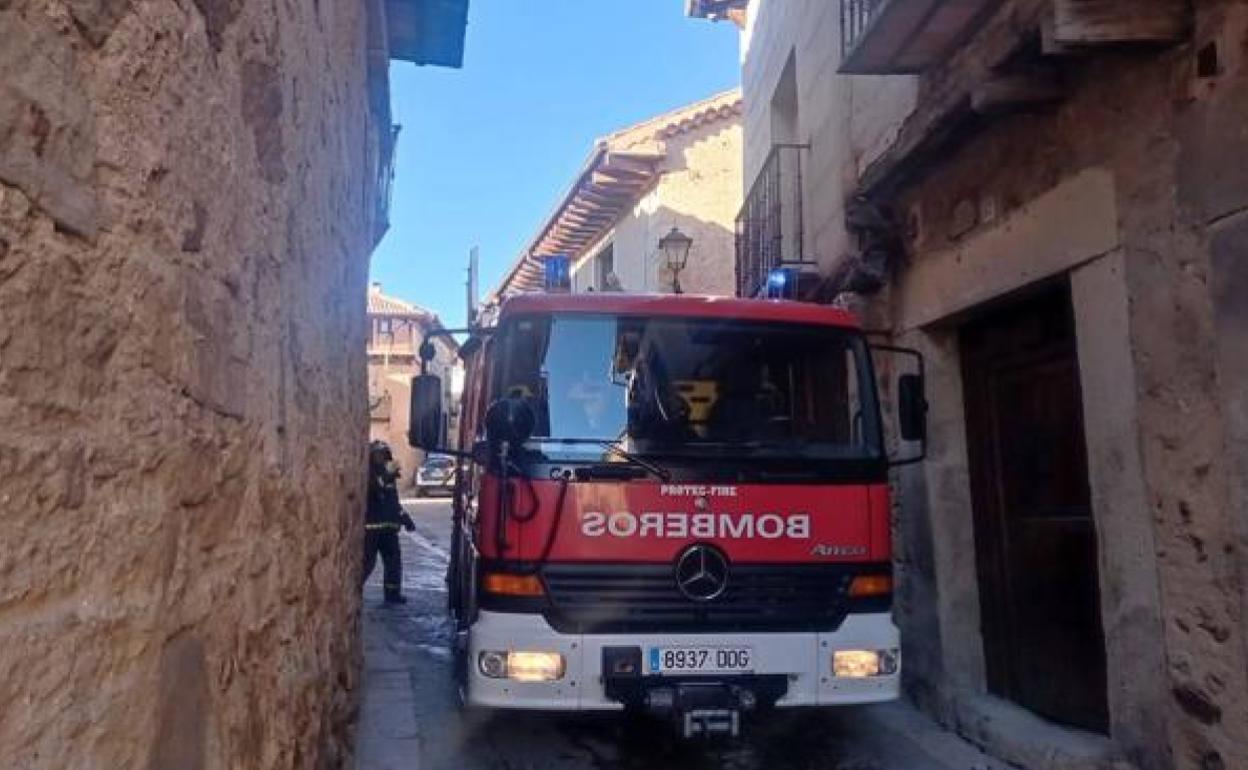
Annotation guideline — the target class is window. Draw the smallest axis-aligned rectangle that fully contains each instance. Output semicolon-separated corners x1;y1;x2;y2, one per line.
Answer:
596;245;616;291
493;313;882;464
770;52;800;145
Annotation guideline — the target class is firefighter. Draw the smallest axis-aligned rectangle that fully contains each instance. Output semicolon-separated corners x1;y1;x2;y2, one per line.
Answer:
364;440;415;604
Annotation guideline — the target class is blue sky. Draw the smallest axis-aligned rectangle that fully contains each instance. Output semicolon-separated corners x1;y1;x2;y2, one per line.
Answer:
369;1;741;327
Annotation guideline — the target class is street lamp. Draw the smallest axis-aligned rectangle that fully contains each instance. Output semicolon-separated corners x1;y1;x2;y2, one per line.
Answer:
658;226;693;294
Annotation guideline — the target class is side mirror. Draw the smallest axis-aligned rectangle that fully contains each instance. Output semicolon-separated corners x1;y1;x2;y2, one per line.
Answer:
408;374;444;449
871;343;928;467
484;397;536;445
898;373;927;443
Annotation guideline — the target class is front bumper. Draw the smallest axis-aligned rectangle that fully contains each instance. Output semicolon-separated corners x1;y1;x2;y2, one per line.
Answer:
465;610;900;710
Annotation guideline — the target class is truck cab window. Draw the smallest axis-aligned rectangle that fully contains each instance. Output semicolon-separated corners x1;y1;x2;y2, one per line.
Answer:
494;313;882;464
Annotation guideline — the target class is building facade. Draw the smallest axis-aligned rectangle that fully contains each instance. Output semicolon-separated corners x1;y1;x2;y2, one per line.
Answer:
692;2;1248;769
489;90;743;300
367;283;461;486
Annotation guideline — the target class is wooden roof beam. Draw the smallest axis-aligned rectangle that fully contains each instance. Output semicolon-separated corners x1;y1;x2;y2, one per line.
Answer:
590;171;653;189
605;150;664;166
971;73;1067;114
597;167;655;183
562;205;618;221
563;212;620;228
578;187;638;205
554;226;610;240
1051;0;1190;46
564;200;609;214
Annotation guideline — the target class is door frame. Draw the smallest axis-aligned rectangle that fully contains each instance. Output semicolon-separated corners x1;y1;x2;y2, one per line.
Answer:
957;279;1109;732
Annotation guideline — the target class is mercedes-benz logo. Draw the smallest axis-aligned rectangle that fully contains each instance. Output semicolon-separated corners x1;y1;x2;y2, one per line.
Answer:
674;544;729;602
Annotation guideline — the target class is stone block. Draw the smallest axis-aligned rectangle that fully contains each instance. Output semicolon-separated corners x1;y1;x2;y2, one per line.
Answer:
67;0;131;47
0;13;98;237
1177;77;1248;223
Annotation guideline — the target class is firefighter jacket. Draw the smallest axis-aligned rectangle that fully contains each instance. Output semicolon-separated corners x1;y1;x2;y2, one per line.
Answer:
365;472;406;531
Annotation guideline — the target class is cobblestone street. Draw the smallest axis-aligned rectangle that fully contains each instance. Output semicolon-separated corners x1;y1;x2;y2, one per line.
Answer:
355;500;1009;770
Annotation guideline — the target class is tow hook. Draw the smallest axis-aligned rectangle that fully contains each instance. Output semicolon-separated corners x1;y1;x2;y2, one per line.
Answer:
645;683;758;739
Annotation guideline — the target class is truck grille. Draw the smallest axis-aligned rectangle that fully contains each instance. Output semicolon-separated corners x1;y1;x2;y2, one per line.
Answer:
541;563;861;634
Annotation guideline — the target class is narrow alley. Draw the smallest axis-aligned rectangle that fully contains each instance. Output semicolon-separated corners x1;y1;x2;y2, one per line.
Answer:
355;499;1008;770
4;0;1248;767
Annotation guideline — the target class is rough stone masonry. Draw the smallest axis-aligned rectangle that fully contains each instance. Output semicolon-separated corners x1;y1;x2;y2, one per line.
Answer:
0;0;383;766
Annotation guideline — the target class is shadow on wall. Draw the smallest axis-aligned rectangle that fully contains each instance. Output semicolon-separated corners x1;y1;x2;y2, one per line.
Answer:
598;205;738;298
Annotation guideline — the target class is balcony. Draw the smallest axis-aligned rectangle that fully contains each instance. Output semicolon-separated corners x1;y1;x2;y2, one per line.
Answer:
373;124;400;247
839;0;999;74
685;0;747;22
387;0;470;67
735;144;811;298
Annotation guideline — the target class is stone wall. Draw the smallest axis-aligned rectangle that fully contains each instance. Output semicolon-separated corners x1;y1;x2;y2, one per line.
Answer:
0;0;380;766
874;1;1248;768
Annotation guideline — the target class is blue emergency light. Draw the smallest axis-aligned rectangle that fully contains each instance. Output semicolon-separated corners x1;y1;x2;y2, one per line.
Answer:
544;254;571;293
765;267;798;299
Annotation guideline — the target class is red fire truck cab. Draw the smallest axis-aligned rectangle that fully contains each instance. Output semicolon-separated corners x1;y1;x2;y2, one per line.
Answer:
409;292;925;738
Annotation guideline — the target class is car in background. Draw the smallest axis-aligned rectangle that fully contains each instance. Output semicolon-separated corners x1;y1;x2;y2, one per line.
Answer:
414;453;456;497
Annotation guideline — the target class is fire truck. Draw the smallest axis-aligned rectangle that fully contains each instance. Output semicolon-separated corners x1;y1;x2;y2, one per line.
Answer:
409;291;926;738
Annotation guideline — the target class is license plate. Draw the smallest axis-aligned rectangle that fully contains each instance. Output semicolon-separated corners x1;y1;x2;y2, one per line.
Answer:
648;646;754;675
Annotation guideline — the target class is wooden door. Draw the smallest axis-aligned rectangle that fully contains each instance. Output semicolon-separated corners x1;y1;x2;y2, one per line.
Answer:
960;284;1109;733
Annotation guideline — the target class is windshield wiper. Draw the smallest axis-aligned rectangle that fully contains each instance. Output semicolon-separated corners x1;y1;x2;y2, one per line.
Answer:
540;438;672;482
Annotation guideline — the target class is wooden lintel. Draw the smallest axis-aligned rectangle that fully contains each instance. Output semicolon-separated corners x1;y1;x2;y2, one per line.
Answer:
971;74;1068;113
1040;13;1082;56
1051;0;1190;46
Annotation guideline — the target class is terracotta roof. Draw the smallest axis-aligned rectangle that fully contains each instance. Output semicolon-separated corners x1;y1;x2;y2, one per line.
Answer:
367;283;433;319
366;284;459;353
489;89;743;302
605;89;744;149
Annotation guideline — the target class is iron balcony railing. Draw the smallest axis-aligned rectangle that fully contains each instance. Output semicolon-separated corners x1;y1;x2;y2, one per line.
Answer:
735;143;809;297
841;0;884;62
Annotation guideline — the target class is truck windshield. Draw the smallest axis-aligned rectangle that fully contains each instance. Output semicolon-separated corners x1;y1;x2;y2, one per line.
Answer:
493;313;883;463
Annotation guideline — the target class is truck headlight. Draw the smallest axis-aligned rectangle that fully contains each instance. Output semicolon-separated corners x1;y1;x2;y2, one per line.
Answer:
478;650;566;681
833;649;899;678
478;650;508;678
